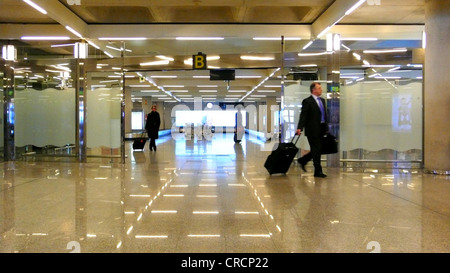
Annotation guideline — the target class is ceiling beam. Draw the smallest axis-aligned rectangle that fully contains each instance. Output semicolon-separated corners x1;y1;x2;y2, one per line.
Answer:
0;23;423;41
311;0;365;39
30;0;120;57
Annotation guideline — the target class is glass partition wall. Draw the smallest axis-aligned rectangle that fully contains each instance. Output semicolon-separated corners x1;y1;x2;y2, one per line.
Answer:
281;67;423;169
340;78;423;169
0;71;3;161
14;62;77;161
8;59;125;163
85;72;123;161
2;49;423;169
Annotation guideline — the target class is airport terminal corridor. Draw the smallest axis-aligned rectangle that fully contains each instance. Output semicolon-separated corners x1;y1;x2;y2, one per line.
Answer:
1;134;448;253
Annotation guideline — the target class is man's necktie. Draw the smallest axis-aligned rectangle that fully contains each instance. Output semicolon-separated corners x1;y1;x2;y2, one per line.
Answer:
317;97;325;123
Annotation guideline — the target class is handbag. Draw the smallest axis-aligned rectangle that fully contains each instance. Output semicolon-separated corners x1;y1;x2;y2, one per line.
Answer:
321;133;338;154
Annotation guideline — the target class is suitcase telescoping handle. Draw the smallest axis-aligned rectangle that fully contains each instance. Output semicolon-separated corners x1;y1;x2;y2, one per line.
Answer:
291;134;301;145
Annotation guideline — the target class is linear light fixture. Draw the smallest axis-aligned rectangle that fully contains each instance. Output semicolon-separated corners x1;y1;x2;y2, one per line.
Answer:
51;43;75;48
317;26;331;39
422;31;426;49
156;55;174;61
345;0;366;15
176;37;224;40
21;36;71;40
352;52;361;60
363;48;408;54
253;37;301;41
341;37;378;41
23;0;47;14
298;51;332;57
240;55;275;61
106;45;132;52
140;60;170;66
302;40;314;50
99;37;147;41
65;26;83;39
87;40;100;49
299;64;318;67
104;51;114;58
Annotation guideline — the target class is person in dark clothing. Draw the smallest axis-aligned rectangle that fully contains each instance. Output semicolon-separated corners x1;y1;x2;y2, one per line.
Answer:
145;105;161;151
296;82;329;178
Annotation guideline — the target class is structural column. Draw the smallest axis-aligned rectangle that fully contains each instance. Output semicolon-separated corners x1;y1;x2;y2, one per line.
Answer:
326;34;341;168
75;59;87;162
3;60;15;161
423;0;450;174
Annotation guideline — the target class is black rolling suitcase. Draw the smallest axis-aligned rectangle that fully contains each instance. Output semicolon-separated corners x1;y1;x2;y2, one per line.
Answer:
133;132;147;150
264;136;300;175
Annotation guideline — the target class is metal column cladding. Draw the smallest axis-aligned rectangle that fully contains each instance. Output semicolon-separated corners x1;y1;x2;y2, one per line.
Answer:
3;60;15;161
75;59;87;162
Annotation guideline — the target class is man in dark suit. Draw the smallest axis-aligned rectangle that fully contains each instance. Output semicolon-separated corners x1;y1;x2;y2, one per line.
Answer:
145;105;161;151
296;82;328;178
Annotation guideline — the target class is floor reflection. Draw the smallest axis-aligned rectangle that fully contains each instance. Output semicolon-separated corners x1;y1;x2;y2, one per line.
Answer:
0;134;449;253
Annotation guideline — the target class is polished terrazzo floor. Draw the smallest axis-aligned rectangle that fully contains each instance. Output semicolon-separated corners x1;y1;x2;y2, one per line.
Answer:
0;133;449;253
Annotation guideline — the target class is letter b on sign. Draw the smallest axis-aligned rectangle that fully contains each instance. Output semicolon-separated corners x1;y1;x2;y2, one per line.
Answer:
193;52;207;70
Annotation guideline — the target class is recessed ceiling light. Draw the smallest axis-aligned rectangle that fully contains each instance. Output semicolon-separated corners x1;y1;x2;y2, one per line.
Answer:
241;56;275;61
176;37;224;40
23;0;47;14
140;60;170;66
99;37;147;41
253;37;301;41
363;48;408;54
21;36;71;40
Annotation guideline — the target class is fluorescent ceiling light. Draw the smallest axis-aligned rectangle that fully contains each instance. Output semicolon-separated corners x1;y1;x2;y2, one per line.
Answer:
23;0;47;14
341;44;351;52
236;76;262;79
21;36;71;40
150;75;177;78
374;76;401;79
352;52;361;60
87;40;100;49
240;56;275;61
363;48;408;54
302;40;314;50
65;26;83;38
345;0;366;15
163;85;184;88
106;45;132;52
51;43;75;48
140;60;170;66
176;37;224;40
422;31;426;49
253;37;301;41
298;52;332;57
156;55;174;61
341;37;378;41
317;26;331;38
99;37;147;41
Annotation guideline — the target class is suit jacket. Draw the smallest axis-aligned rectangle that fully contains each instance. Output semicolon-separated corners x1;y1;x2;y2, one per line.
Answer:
297;95;328;138
145;111;161;139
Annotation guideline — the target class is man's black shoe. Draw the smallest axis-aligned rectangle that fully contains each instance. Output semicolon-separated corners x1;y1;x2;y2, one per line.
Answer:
314;173;327;178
